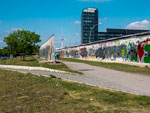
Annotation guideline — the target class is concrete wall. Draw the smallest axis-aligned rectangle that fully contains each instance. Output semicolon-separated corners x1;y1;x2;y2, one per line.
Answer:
0;65;67;73
40;35;55;61
58;33;150;63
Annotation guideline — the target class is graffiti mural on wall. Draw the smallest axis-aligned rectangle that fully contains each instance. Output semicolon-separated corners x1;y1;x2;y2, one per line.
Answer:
70;50;79;58
80;48;87;58
66;49;70;57
137;38;150;63
40;35;55;61
88;47;96;57
57;34;150;63
70;49;76;57
95;44;127;60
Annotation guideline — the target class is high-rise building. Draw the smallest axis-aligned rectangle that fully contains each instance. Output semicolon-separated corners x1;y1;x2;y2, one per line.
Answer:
81;8;98;44
81;8;150;44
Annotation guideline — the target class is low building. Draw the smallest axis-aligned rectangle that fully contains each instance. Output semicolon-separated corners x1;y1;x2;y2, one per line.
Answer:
98;28;150;40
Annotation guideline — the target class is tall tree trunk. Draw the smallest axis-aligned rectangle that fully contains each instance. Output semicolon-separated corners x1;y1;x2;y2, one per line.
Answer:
21;53;25;61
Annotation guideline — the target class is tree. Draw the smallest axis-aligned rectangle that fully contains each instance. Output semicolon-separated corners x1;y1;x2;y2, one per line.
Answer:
0;47;9;56
4;30;41;60
3;32;18;56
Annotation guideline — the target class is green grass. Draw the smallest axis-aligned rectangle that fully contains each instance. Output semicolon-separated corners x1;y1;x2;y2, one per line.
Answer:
0;69;150;112
61;57;150;75
0;56;83;75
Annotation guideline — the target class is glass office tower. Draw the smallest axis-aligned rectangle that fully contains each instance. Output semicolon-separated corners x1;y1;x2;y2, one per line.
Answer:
81;8;98;44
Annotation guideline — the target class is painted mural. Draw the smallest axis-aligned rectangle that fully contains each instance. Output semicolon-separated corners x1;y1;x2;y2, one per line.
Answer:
57;34;150;63
40;35;55;61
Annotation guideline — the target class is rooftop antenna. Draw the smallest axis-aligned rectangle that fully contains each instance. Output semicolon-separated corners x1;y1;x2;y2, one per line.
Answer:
61;28;64;48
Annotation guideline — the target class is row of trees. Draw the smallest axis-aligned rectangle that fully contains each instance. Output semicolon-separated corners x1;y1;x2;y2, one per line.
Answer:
3;30;41;60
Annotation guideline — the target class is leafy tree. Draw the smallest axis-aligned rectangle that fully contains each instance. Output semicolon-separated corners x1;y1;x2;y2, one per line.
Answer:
0;47;9;56
3;32;18;56
4;30;41;60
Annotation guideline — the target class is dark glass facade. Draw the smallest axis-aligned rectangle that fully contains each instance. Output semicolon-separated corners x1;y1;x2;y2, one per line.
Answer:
106;28;149;34
98;32;123;40
98;28;150;40
81;8;98;44
81;8;150;43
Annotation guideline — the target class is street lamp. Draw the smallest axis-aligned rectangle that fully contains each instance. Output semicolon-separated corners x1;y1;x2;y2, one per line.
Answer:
89;23;101;43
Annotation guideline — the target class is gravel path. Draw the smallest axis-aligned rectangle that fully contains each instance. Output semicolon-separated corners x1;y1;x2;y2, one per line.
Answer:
5;60;150;96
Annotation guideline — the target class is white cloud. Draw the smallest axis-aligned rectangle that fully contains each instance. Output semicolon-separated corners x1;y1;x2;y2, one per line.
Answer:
80;0;111;2
5;28;23;33
74;20;81;24
125;20;150;30
0;40;3;43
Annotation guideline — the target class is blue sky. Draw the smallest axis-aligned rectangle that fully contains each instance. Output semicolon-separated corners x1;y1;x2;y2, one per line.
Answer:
0;0;150;48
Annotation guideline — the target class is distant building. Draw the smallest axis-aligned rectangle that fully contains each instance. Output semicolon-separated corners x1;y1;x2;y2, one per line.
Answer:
81;8;150;44
81;8;98;44
98;28;150;40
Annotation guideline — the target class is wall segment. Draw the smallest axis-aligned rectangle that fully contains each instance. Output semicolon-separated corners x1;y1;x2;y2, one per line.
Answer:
57;32;150;63
40;35;55;61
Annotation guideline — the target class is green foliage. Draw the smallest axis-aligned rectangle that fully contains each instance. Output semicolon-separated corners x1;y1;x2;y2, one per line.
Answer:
3;32;18;55
4;30;41;60
0;47;9;56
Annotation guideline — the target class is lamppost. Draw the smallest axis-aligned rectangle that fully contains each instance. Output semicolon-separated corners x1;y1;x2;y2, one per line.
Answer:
69;32;79;47
89;23;101;43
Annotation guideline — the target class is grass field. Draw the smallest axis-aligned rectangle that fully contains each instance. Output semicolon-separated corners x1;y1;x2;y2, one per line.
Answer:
61;57;150;76
0;56;82;75
0;69;150;113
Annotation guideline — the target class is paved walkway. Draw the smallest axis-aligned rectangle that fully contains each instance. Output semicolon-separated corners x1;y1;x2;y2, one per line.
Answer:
1;61;150;96
61;61;150;96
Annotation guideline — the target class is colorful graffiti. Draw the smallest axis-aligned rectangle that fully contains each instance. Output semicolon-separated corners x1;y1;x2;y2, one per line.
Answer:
57;35;150;63
70;50;79;58
95;44;127;60
40;35;55;61
137;38;150;63
80;48;87;58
